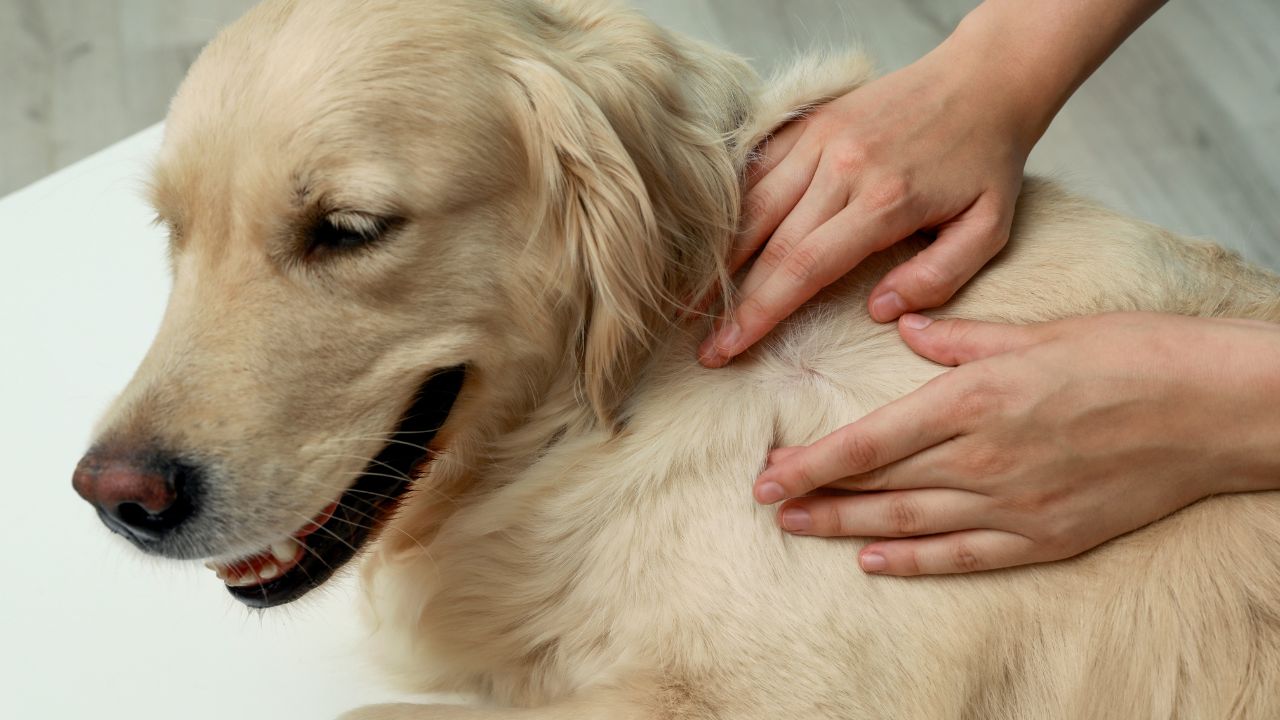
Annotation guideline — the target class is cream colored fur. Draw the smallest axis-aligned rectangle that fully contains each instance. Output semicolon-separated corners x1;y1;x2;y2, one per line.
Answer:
93;0;1280;717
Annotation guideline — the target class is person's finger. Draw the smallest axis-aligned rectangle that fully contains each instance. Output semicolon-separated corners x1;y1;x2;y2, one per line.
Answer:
772;432;960;496
765;446;804;468
867;197;1013;322
753;373;964;503
733;177;850;302
858;529;1041;576
776;488;992;538
897;315;1052;366
729;143;820;274
704;203;916;367
743;121;806;192
823;442;955;493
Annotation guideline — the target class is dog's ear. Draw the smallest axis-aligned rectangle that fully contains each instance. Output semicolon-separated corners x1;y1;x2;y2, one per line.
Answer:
508;53;736;428
506;58;665;427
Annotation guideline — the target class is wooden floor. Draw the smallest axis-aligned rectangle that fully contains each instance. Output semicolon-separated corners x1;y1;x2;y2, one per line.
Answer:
3;0;1277;266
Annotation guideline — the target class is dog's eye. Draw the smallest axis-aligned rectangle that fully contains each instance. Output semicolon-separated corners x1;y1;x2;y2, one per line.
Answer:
307;212;397;254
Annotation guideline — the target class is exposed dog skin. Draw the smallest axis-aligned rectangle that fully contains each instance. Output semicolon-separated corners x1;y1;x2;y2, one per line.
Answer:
70;0;1280;717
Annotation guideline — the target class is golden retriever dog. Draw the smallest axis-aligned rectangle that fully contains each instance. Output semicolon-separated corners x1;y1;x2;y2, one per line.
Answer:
71;0;1280;717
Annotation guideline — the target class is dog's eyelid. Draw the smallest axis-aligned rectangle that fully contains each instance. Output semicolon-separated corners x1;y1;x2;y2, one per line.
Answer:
304;210;403;256
326;210;395;235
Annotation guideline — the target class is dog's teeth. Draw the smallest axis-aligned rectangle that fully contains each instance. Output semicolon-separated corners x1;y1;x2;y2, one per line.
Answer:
227;571;259;588
206;541;299;587
271;539;300;565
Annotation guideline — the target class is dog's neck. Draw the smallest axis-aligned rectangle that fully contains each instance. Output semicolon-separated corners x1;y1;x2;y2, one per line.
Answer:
377;13;774;557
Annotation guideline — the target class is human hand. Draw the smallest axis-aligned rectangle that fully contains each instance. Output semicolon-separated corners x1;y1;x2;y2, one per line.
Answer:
697;36;1034;368
699;0;1170;368
754;312;1280;576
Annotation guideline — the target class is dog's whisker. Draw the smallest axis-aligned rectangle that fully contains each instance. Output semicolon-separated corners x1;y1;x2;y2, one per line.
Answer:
278;506;365;555
289;499;440;570
273;467;412;509
273;463;459;510
271;470;448;559
323;422;450;444
293;450;412;484
307;452;417;482
349;485;456;507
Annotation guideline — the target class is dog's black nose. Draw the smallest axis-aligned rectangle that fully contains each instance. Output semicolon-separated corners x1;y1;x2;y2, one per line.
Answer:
72;450;198;545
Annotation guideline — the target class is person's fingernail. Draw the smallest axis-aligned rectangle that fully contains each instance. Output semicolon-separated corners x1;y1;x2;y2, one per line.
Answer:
870;292;907;322
697;334;718;363
756;481;786;504
698;322;742;366
716;322;742;354
779;507;812;533
900;313;933;330
860;552;887;573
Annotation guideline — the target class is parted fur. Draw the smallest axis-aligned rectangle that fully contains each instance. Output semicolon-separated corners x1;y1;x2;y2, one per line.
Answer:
96;0;1280;718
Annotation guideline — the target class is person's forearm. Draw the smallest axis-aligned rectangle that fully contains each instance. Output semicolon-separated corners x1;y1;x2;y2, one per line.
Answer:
1178;318;1280;496
934;0;1168;152
1236;321;1280;492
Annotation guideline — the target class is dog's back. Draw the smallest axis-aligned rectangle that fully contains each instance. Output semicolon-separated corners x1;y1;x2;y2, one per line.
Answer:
356;6;1280;718
369;160;1280;718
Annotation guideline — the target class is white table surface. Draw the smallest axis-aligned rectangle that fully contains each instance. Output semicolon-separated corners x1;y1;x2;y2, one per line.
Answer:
0;125;433;719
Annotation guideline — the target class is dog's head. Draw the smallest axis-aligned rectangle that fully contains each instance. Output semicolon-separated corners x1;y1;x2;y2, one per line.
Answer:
70;0;755;606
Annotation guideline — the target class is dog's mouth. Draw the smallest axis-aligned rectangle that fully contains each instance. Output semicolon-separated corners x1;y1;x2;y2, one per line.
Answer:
206;366;466;609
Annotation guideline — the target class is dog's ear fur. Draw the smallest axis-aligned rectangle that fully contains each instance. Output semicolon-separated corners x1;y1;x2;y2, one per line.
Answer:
504;12;750;427
507;57;666;427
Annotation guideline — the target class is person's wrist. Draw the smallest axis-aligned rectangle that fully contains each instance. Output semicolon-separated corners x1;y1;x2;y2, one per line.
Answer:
933;9;1064;156
1242;323;1280;490
1194;320;1280;496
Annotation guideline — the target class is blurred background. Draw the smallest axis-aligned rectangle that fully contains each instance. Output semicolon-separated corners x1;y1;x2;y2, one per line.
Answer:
2;0;1277;259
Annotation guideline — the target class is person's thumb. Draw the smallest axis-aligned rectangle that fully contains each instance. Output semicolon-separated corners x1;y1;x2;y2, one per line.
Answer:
867;202;1012;322
897;315;1049;366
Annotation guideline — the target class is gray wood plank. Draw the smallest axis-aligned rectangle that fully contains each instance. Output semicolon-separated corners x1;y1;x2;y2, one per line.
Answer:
1031;3;1280;266
3;0;1277;269
0;0;254;196
0;0;58;197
